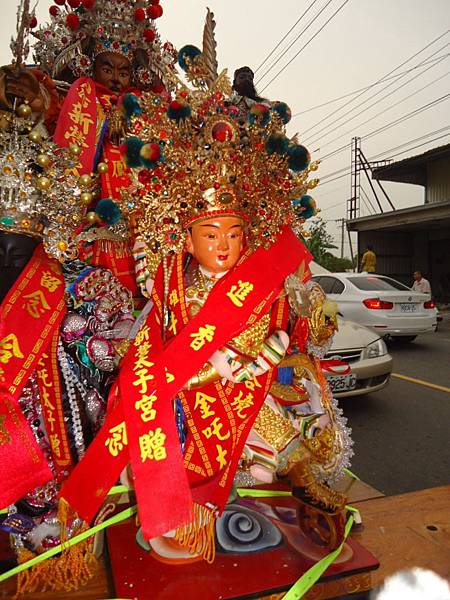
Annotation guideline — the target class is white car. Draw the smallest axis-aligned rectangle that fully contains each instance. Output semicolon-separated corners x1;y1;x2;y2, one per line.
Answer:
311;273;437;342
323;318;393;397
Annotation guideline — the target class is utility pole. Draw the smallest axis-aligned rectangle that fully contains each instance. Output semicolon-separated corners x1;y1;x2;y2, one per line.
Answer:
335;218;346;258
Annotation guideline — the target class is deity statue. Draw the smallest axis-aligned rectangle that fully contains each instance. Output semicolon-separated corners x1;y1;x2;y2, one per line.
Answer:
0;16;135;588
58;46;353;570
1;0;178;294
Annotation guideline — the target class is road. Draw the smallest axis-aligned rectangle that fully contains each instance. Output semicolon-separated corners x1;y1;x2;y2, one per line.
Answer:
339;314;450;496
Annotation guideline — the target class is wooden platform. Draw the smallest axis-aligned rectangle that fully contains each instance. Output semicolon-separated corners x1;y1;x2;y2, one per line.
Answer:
1;484;449;599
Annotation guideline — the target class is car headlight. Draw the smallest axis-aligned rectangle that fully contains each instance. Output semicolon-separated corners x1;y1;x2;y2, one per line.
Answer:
362;338;387;359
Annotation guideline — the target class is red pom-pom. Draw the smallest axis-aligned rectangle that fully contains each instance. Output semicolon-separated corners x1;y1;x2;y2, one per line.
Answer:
54;0;66;5
29;15;38;28
66;13;80;30
49;5;59;16
149;0;160;4
82;0;95;8
143;28;156;43
147;4;163;19
67;0;80;7
134;8;146;22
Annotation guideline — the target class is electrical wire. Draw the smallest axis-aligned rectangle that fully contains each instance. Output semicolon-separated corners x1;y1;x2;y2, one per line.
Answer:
254;0;320;74
305;42;450;143
291;53;450;117
300;29;449;136
320;94;450;161
368;125;450;160
259;0;352;93
309;65;450;148
256;0;334;85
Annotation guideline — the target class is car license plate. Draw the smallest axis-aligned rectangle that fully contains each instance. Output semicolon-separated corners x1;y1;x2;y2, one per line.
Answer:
400;303;417;313
326;373;356;392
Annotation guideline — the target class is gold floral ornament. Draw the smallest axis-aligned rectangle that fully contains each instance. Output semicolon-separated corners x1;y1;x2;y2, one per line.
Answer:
0;105;98;262
118;71;320;264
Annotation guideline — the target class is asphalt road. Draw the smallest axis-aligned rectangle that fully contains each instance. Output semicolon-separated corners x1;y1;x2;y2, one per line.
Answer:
339;314;450;496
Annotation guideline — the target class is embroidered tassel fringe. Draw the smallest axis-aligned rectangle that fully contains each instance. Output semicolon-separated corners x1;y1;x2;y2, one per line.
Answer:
15;499;97;598
174;503;216;564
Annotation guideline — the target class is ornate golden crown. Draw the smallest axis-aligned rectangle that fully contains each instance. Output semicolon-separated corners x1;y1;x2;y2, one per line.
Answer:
119;77;319;261
0;105;96;261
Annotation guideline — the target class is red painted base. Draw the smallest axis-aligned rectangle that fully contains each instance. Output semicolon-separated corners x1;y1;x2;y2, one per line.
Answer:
107;496;379;600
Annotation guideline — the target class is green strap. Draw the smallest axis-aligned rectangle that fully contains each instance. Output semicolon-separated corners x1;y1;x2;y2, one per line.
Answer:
0;505;137;583
236;488;292;498
344;467;360;481
283;512;355;599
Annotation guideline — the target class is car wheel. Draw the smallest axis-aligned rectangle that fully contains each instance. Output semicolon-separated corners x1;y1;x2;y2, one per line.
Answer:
392;335;417;343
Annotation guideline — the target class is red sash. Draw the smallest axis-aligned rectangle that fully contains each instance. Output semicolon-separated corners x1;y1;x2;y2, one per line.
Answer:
61;227;311;538
0;245;67;507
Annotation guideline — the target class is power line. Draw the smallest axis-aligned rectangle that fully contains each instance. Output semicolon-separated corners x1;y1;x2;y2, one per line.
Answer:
368;125;450;160
256;0;334;85
254;0;320;74
318;129;450;194
305;42;450;144
291;53;450;117
300;29;449;136
309;65;450;149
320;94;450;162
259;0;352;93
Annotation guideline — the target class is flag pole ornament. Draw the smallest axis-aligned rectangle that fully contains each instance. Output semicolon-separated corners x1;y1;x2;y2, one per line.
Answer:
31;0;177;90
0;104;99;262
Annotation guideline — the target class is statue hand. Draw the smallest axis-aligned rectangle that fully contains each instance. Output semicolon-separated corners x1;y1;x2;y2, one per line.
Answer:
2;66;44;113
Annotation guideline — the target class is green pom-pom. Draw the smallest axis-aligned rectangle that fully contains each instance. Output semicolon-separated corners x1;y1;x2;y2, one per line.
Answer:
178;45;201;71
292;195;317;220
120;137;144;168
121;94;142;120
271;101;292;124
287;144;310;172
167;100;192;122
95;198;122;225
266;133;289;155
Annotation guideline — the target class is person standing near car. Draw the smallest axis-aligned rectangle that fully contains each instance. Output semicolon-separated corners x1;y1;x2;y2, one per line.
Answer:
412;271;431;295
360;245;377;273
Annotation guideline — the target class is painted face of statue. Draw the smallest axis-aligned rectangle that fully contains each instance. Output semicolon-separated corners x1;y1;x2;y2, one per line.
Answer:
186;215;245;275
93;52;132;94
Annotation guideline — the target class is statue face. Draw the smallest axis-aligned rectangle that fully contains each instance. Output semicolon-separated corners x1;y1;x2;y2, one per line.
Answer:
0;232;39;303
233;68;255;97
93;52;132;94
186;216;244;275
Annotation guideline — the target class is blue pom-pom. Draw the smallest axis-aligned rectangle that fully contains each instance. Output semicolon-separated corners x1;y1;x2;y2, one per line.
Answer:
287;144;310;172
121;137;144;168
121;94;142;120
247;103;270;127
178;45;202;71
266;133;289;156
95;198;122;225
271;101;292;124
293;195;317;220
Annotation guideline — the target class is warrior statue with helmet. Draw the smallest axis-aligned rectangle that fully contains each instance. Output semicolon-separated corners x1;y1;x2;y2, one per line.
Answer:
1;0;176;295
0;2;135;594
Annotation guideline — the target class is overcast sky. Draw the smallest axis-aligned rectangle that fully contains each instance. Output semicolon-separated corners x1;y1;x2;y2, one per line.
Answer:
1;0;449;255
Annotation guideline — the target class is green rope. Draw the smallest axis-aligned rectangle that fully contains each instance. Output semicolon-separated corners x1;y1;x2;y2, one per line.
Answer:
236;488;293;498
283;509;355;599
0;505;137;584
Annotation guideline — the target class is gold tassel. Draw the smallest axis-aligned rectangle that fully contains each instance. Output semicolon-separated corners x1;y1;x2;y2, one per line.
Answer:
174;503;216;564
15;498;97;598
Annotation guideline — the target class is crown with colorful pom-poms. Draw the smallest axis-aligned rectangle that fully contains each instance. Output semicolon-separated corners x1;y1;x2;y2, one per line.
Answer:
31;0;176;87
117;71;320;261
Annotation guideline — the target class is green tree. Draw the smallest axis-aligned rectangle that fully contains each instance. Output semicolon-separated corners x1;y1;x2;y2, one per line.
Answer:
304;218;353;272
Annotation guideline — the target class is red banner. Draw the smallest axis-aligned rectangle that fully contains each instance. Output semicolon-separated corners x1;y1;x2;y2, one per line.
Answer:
61;227;311;539
0;245;66;507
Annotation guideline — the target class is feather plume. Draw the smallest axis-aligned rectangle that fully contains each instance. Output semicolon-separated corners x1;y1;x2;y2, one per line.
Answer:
10;0;36;67
201;8;218;89
52;40;84;77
